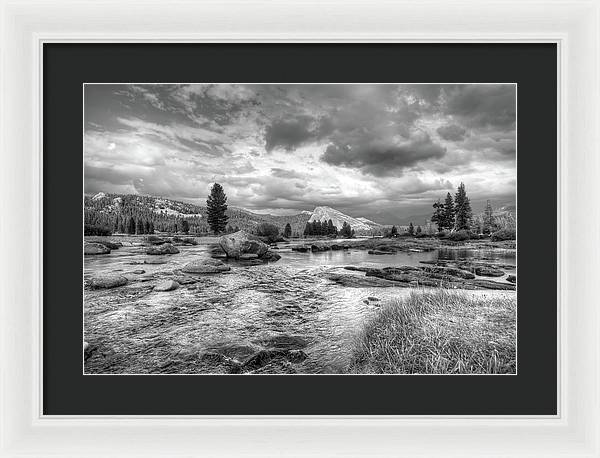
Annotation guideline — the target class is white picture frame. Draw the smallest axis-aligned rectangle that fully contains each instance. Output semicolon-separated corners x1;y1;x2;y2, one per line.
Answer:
1;0;598;456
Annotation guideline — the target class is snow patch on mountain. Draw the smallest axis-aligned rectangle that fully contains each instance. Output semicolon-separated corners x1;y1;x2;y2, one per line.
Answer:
356;216;380;226
92;192;108;201
308;206;378;232
153;198;202;218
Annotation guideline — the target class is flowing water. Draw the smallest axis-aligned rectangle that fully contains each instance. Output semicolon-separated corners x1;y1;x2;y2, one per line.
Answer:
84;238;516;374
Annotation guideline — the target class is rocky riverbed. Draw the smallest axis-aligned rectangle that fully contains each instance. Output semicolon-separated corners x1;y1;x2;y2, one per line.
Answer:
84;233;516;374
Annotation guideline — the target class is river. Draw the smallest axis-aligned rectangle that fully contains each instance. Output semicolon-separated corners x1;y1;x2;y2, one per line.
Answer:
84;237;516;374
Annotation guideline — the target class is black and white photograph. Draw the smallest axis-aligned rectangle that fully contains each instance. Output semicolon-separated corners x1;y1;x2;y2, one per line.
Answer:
83;83;517;375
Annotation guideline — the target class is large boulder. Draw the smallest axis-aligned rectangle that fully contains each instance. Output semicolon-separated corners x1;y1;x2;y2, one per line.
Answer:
84;243;111;255
154;279;180;291
219;231;268;259
182;258;231;274
262;251;282;262
89;274;127;289
146;243;179;255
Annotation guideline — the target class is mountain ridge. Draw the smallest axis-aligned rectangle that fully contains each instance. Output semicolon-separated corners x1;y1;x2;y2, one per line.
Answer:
85;193;381;236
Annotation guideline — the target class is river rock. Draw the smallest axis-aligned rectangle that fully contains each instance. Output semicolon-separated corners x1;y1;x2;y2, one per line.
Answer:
144;257;168;264
154;279;180;292
242;349;308;371
239;253;259;260
474;266;505;277
325;272;396;288
291;246;310;252
507;275;516;284
84;243;111;255
146;243;179;255
182;258;231;274
98;240;122;250
145;236;169;245
341;265;514;290
262;251;282;262
472;279;516;290
89;273;128;289
219;230;268;259
368;249;395;255
330;244;349;251
420;265;476;280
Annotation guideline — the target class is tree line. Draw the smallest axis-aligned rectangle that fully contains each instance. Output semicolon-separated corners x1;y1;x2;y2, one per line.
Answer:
302;219;355;238
431;182;475;232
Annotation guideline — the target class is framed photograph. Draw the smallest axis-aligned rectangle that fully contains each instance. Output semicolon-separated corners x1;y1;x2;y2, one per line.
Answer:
1;1;599;457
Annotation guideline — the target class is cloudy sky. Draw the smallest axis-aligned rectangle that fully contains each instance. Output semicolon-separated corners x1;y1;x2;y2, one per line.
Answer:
84;83;516;224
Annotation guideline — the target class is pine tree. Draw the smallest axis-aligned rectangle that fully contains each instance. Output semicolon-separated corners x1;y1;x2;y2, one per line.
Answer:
284;223;292;238
408;222;415;236
442;192;456;230
416;225;422;234
127;216;136;234
148;221;154;234
483;200;495;234
145;220;150;234
314;220;322;235
327;219;335;235
390;225;398;237
340;222;353;238
136;219;145;235
431;199;444;231
181;219;190;234
206;183;229;235
303;222;312;237
454;182;473;231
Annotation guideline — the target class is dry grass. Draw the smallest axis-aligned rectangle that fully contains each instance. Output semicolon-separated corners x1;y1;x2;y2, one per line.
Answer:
349;289;516;374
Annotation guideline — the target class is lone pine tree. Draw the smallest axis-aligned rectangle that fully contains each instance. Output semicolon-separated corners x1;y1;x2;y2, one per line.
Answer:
431;198;444;231
206;183;229;234
442;192;456;230
482;200;495;234
454;182;473;231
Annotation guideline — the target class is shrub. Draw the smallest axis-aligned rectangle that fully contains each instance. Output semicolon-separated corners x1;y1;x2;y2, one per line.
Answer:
435;231;448;238
256;222;280;243
491;228;516;241
447;230;470;242
84;224;112;236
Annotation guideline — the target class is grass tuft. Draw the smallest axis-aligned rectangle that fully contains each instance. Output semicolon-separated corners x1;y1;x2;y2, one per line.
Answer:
349;289;516;374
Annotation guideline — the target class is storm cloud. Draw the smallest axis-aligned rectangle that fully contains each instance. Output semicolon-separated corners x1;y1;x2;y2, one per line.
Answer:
436;124;467;141
322;132;447;176
84;83;516;224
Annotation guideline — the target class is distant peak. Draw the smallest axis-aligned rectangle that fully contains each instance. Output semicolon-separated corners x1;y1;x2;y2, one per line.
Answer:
92;192;107;201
